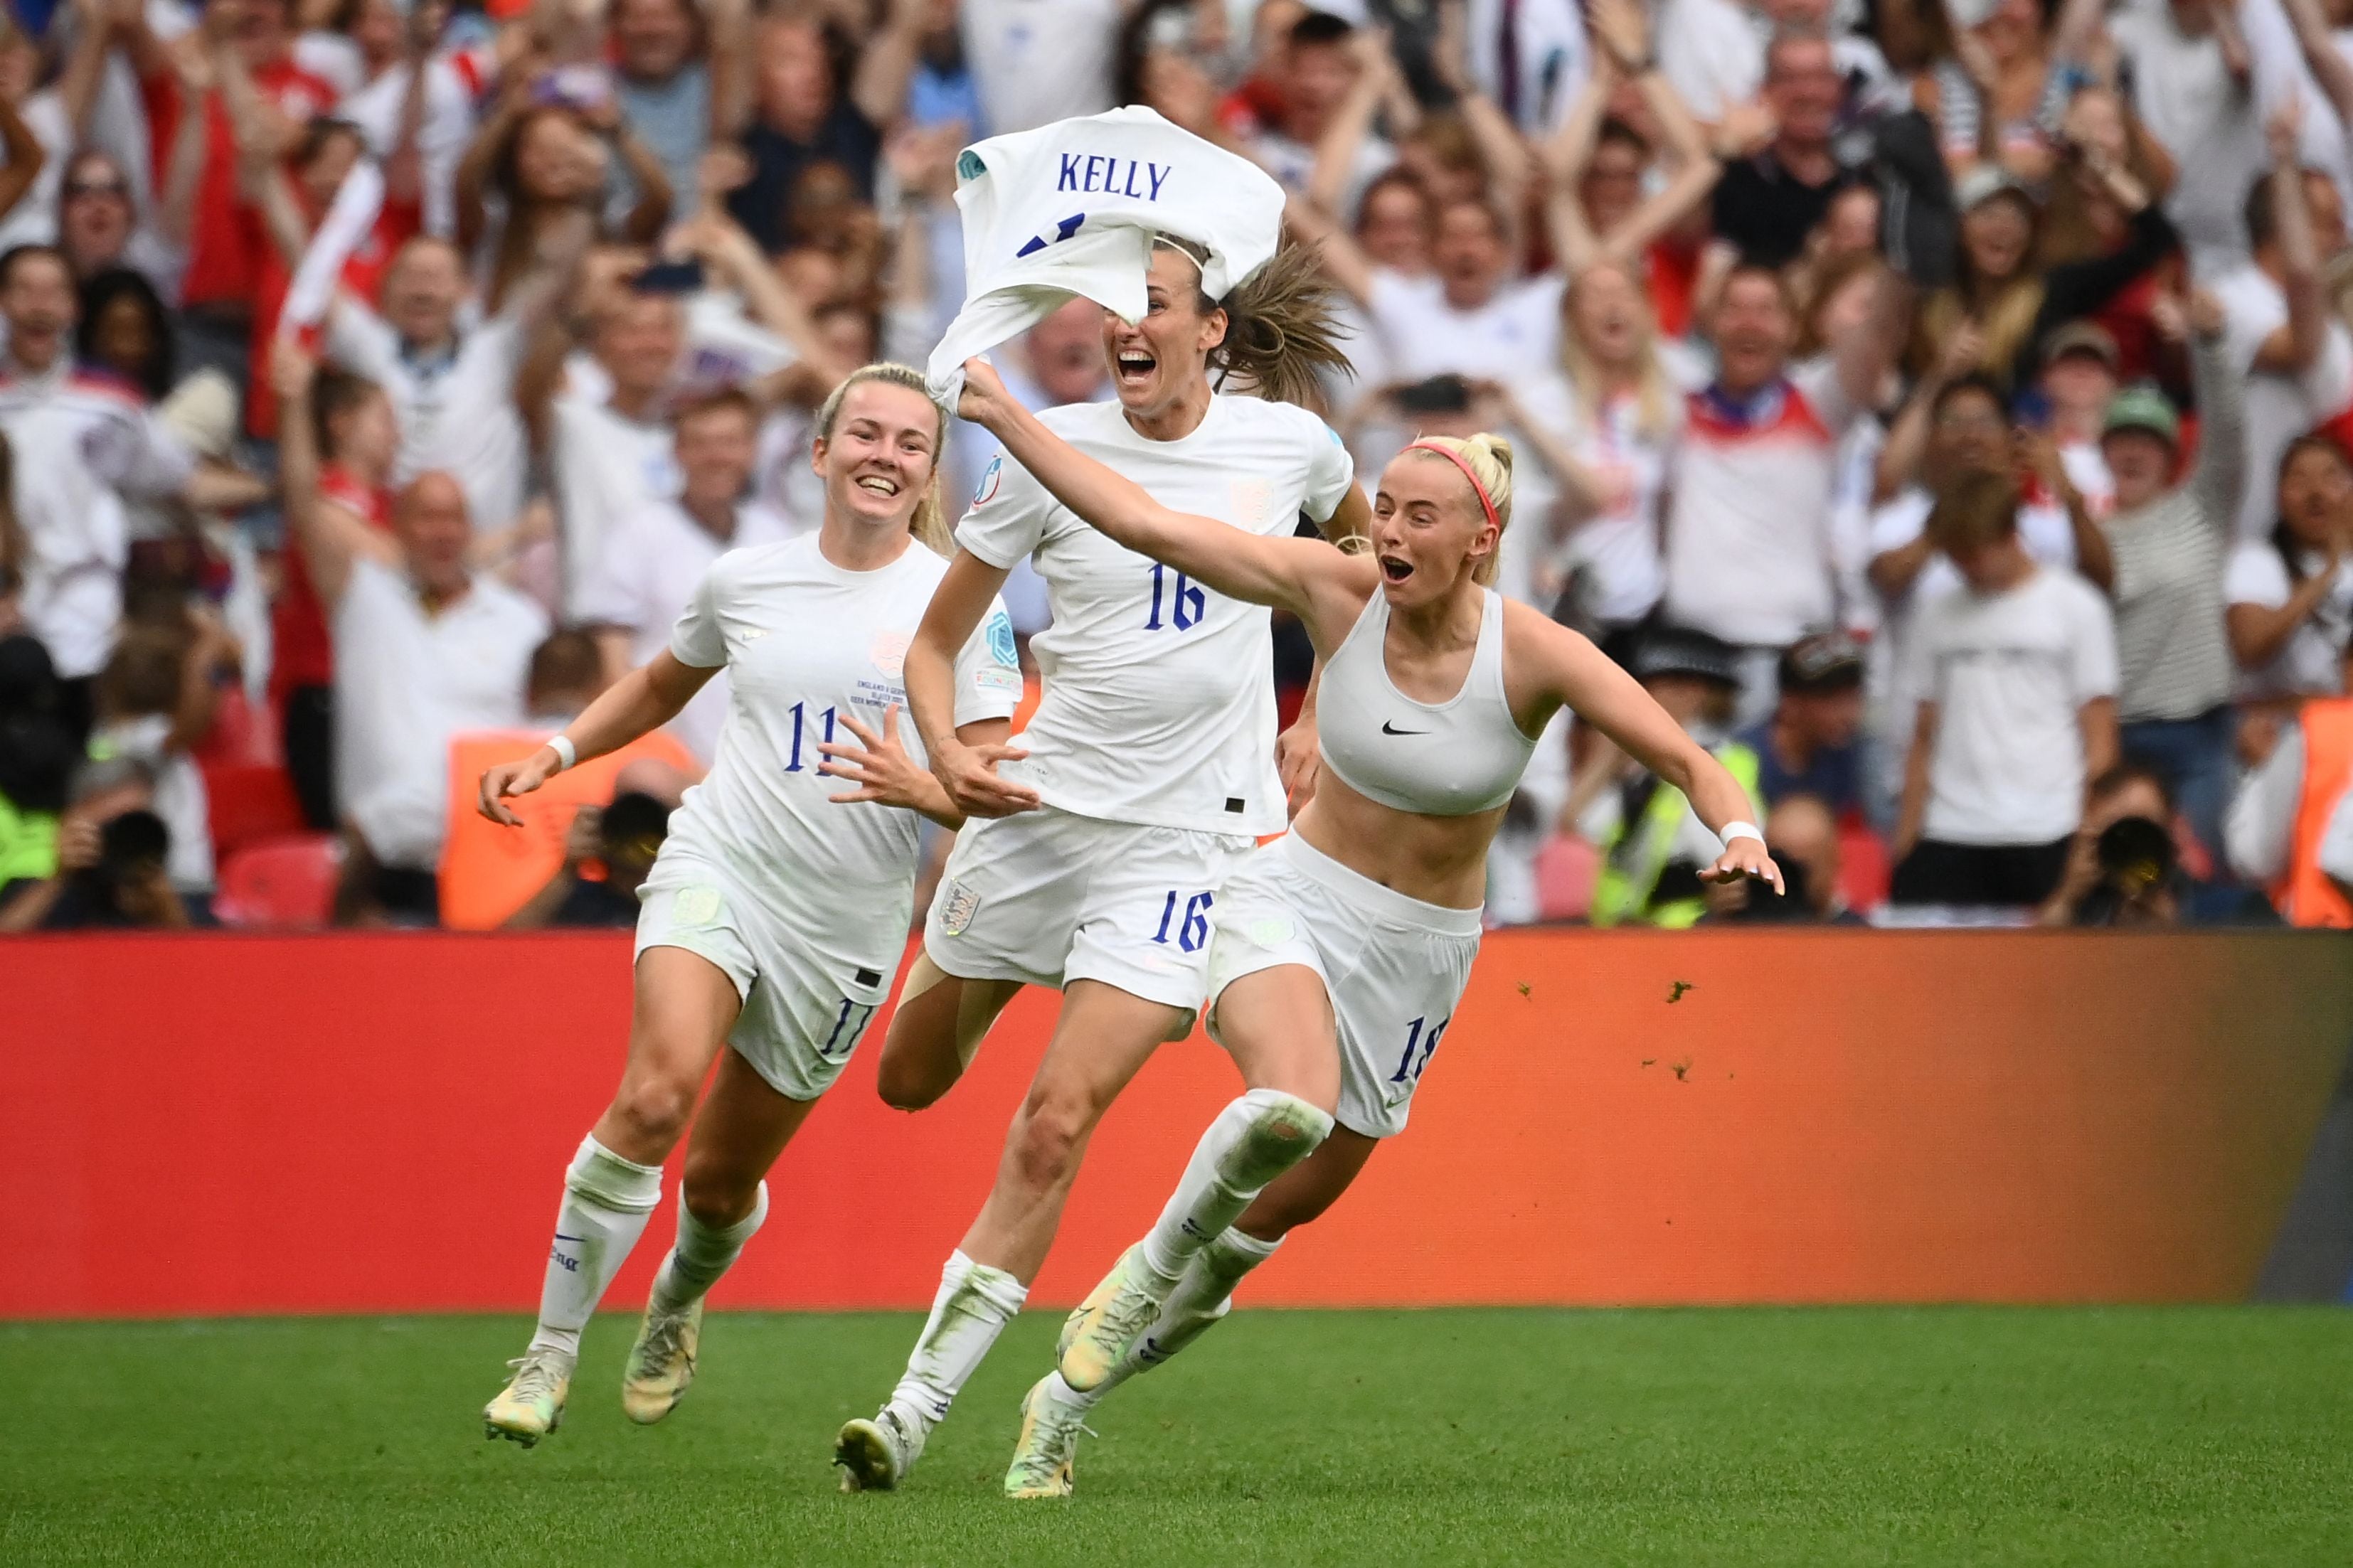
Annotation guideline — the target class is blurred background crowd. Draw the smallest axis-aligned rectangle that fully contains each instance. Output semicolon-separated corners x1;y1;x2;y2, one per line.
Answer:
1;0;2351;934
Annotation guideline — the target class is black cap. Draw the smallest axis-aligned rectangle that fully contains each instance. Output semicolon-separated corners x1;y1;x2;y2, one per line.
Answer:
1633;627;1743;688
1778;631;1864;694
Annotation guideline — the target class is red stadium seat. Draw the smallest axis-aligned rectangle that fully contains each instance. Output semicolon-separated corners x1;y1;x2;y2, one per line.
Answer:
1535;833;1598;922
204;762;309;863
1837;821;1891;914
191;684;282;769
213;834;343;929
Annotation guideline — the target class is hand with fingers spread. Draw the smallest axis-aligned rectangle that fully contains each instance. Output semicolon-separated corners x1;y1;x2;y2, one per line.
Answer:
817;703;963;823
1701;836;1784;895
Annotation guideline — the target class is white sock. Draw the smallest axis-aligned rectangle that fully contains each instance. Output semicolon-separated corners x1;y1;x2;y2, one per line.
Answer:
1067;1227;1282;1410
526;1135;664;1360
1137;1090;1330;1284
886;1249;1028;1434
649;1182;769;1313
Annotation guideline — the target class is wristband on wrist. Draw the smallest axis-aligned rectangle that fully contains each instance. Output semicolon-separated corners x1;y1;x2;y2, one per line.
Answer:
546;734;578;773
1719;819;1765;848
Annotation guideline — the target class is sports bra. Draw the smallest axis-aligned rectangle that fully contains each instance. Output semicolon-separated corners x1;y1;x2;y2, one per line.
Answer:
1316;587;1539;817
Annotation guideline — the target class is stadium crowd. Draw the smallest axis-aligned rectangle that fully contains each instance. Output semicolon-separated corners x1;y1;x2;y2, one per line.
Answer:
0;0;2351;932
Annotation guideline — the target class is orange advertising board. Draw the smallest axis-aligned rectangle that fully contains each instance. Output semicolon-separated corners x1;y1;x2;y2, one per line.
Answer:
4;930;2350;1317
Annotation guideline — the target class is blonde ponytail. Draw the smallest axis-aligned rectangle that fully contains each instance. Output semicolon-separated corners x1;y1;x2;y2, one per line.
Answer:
1407;432;1515;585
814;361;955;556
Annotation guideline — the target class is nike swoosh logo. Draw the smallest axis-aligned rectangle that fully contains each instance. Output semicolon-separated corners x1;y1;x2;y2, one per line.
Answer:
1381;721;1428;736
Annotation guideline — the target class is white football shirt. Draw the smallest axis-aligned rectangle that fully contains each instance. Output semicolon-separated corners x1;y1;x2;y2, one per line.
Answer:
955;395;1356;836
576;498;797;764
665;535;1023;938
553;395;681;619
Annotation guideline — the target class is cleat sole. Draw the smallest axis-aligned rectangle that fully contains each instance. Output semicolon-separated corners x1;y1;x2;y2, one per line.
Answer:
833;1420;899;1493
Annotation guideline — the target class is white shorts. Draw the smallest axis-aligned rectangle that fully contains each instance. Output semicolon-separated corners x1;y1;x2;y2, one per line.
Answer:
1204;833;1483;1139
925;806;1257;1015
634;850;902;1103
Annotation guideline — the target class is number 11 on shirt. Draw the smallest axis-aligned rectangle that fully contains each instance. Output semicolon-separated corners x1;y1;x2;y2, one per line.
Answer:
784;701;838;772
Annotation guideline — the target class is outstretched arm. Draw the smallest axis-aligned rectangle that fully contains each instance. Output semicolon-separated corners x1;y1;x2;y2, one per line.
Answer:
1514;604;1781;890
477;651;716;825
955;359;1361;621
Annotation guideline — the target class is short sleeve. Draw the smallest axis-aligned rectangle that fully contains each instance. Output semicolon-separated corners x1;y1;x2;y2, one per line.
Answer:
325;296;400;380
953;449;1056;569
1790;358;1857;437
86;405;194;497
666;562;729;668
1300;417;1356;527
1898;591;1942;708
2303;321;2353;418
2068;581;2120;702
950;597;1026;727
2317;784;2353;887
2216;270;2288;375
575;513;649;630
1867;493;1930;555
2226;541;2293;608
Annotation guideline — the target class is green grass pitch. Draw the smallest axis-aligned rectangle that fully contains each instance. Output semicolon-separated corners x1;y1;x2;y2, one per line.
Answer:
5;1307;2350;1566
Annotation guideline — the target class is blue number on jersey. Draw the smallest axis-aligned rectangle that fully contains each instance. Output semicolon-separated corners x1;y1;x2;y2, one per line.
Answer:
1149;890;1215;953
1143;562;1206;632
785;702;839;773
1388;1015;1449;1085
1016;211;1086;257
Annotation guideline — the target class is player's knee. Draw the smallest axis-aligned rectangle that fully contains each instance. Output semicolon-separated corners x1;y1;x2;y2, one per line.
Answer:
1008;1089;1093;1190
1225;1089;1337;1187
607;1075;696;1152
874;1042;953;1111
679;1158;760;1229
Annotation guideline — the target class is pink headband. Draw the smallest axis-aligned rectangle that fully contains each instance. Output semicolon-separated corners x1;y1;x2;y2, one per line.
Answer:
1406;441;1499;532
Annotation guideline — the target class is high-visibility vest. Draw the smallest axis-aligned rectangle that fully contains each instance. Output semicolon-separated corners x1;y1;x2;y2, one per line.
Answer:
439;729;700;932
2277;698;2353;929
1590;742;1763;929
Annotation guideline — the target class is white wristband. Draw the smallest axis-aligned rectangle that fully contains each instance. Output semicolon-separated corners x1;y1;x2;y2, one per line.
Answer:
1718;820;1765;848
545;734;578;773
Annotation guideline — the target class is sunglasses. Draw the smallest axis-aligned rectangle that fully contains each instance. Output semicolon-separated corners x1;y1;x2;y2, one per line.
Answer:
65;180;129;200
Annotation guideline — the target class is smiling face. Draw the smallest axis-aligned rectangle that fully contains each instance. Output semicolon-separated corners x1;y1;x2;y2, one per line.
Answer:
2102;427;2174;511
1370;449;1497;608
1712;270;1795;393
676;401;758;511
2278;440;2353;547
381;238;464;348
1932;385;2011;476
1102;245;1224;421
1433;201;1507;307
1567;261;1647;370
1962;193;2034;284
812;378;941;535
1356;178;1433;273
395;471;473;595
1;250;76;369
596;294;684;402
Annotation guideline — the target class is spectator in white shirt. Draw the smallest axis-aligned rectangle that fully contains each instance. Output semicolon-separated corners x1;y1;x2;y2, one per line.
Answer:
1892;469;2122;909
275;341;547;927
960;0;1122;137
575;387;793;764
2227;431;2353;699
549;288;688;619
2209;100;2353;543
1661;260;1902;722
0;243;193;734
1250;11;1398;219
2226;635;2353;922
326;234;556;543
